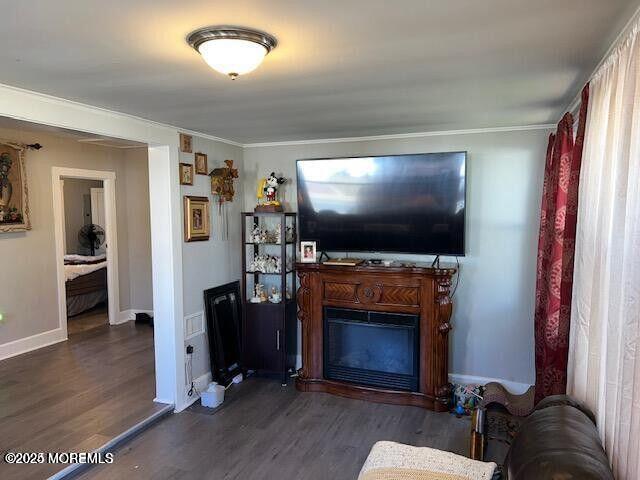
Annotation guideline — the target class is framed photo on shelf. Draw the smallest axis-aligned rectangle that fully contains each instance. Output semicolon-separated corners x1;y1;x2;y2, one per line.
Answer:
184;195;210;242
300;241;317;263
194;152;208;175
179;163;194;185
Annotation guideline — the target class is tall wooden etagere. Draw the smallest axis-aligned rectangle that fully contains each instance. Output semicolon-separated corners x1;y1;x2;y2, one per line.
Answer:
241;212;297;385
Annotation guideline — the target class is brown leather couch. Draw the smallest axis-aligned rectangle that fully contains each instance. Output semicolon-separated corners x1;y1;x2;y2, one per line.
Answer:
499;395;613;479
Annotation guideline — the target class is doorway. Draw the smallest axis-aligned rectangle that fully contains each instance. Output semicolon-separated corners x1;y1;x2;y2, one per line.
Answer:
62;177;109;333
52;167;119;336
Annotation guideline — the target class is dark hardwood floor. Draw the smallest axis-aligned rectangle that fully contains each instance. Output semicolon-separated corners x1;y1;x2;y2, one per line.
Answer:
67;304;109;335
0;321;161;480
79;378;471;480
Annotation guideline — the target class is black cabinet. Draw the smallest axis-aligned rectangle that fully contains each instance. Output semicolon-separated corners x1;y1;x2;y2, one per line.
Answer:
241;212;297;384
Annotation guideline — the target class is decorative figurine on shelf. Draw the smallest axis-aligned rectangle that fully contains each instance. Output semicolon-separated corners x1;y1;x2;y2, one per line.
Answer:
260;286;269;303
248;254;282;273
250;225;269;244
269;286;281;303
255;172;286;212
250;283;265;303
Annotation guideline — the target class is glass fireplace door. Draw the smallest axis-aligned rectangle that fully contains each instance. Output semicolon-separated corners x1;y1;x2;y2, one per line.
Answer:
323;308;419;391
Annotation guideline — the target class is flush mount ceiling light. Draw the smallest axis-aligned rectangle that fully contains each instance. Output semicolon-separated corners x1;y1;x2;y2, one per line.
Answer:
187;26;277;80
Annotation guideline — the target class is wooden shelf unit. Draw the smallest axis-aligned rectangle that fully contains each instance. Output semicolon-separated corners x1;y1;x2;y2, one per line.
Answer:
241;212;298;385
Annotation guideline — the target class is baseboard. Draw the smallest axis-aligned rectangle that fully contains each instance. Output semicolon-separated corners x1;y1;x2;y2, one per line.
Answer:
178;371;212;412
49;403;174;480
113;309;154;325
0;327;67;361
448;373;532;395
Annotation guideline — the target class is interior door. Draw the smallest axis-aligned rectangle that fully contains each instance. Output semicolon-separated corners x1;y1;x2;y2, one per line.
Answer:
90;187;106;254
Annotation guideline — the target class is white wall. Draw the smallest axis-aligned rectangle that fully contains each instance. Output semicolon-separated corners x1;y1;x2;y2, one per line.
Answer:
0;84;186;409
0;126;152;348
180;137;244;384
243;128;550;387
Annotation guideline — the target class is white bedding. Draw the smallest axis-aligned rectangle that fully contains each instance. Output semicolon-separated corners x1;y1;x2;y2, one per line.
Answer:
64;253;106;263
65;261;107;282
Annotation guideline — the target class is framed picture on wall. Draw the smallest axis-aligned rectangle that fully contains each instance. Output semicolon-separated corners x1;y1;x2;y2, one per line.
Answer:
195;152;208;175
0;141;31;233
180;133;193;153
179;163;194;185
184;196;210;242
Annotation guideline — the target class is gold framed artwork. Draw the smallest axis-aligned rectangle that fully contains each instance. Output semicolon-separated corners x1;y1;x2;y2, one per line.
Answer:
179;163;194;185
195;152;208;175
184;196;210;242
0;141;31;233
180;133;193;153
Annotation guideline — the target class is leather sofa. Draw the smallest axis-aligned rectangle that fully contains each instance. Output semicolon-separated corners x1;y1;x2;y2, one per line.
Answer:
494;395;614;479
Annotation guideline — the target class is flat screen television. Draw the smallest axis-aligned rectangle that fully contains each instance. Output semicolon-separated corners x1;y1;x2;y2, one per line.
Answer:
296;152;466;255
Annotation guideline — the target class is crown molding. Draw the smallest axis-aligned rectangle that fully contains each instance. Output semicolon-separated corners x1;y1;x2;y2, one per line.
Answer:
0;83;243;148
242;124;555;148
0;83;555;150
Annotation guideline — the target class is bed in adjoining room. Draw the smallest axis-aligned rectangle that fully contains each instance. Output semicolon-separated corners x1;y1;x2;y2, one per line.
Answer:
64;254;108;317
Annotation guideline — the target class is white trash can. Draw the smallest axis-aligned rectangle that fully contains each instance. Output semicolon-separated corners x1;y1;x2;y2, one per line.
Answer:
201;382;225;408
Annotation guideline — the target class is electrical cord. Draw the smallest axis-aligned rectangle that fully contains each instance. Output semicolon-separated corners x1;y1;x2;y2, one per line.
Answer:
186;350;198;397
451;256;461;299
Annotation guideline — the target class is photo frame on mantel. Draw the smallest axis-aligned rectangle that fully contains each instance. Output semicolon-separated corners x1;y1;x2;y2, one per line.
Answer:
0;141;31;233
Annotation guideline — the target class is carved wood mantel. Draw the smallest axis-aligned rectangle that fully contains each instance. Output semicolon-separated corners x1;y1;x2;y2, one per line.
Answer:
296;262;456;411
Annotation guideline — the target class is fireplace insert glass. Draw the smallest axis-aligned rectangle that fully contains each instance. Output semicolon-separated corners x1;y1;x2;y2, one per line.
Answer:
324;307;419;391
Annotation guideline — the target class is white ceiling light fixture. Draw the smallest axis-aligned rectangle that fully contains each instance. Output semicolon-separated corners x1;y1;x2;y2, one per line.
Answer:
187;26;277;80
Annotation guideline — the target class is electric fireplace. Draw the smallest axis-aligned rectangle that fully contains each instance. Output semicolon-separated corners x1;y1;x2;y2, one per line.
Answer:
323;307;419;391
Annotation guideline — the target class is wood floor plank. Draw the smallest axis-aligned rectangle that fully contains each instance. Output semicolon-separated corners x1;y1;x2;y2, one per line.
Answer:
0;321;158;480
78;378;471;480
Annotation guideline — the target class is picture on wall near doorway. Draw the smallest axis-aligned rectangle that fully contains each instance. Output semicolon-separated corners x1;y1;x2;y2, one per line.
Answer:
179;133;193;153
195;152;208;175
179;163;194;185
184;195;210;242
0;141;31;232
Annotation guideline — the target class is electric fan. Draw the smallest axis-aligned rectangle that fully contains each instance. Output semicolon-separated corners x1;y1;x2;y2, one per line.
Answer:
78;224;105;256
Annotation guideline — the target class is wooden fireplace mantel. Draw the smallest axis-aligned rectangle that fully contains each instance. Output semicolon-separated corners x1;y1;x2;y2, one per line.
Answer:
295;261;456;411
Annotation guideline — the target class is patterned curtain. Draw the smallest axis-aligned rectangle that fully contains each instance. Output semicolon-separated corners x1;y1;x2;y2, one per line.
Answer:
534;86;589;402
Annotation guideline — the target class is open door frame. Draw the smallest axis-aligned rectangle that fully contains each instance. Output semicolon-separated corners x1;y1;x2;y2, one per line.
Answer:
52;167;120;336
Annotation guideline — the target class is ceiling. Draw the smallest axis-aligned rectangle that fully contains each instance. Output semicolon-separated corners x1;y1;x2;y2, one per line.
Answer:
0;0;638;144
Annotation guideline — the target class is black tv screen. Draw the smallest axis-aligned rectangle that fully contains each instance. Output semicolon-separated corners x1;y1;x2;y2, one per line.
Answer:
296;152;466;255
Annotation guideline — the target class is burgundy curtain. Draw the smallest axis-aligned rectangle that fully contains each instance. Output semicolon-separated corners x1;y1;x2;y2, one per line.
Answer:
534;85;589;402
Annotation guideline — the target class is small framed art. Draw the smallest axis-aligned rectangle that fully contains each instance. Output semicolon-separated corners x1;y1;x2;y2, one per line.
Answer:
300;241;317;263
184;195;210;242
179;163;194;185
195;152;208;175
180;133;193;153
